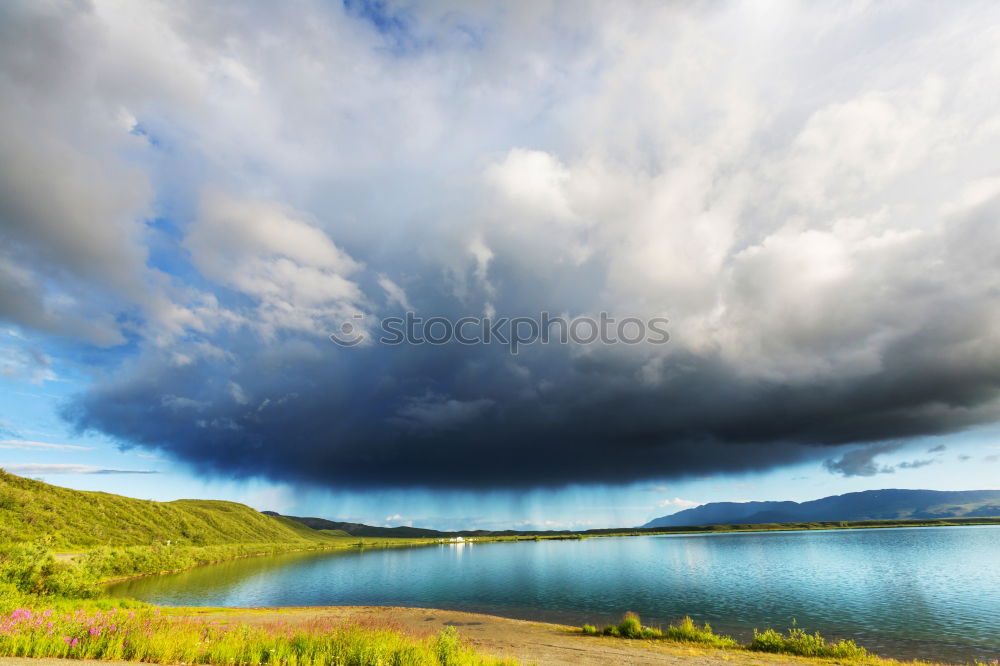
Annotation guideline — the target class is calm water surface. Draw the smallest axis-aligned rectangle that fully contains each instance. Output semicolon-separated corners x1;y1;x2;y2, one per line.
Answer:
107;526;1000;662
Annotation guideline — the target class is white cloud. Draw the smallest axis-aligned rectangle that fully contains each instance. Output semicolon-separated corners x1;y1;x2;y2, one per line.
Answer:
228;381;249;405
7;1;1000;490
6;0;1000;376
0;439;91;452
1;464;156;475
658;497;700;509
0;339;58;384
784;88;941;209
377;274;412;311
183;190;365;338
383;514;413;527
486;149;575;223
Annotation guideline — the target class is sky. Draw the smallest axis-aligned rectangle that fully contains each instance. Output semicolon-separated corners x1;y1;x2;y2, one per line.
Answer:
2;0;1000;531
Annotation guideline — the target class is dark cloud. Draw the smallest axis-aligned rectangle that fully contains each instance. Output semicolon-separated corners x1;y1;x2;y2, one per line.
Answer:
823;444;899;478
896;459;936;471
824;443;944;478
65;289;1000;489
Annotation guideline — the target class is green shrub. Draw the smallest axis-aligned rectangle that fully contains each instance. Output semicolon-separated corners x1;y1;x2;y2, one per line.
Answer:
587;613;666;641
587;613;865;657
435;625;461;665
616;611;645;638
0;543;93;599
0;582;26;610
583;613;742;649
661;616;737;648
749;626;868;659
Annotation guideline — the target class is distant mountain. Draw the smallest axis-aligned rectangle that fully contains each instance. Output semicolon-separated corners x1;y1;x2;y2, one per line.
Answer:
263;513;590;538
265;488;1000;537
264;512;534;538
263;513;446;538
642;489;1000;528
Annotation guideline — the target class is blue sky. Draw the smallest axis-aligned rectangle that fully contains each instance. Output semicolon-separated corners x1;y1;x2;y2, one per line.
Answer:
2;1;1000;531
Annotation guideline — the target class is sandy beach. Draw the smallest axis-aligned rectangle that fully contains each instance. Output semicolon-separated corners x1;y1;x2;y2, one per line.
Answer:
145;606;856;666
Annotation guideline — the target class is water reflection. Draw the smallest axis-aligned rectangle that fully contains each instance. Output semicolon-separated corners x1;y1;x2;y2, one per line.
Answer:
106;526;1000;663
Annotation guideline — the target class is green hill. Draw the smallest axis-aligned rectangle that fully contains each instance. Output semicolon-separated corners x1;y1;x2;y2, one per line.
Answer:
265;513;447;538
0;470;334;549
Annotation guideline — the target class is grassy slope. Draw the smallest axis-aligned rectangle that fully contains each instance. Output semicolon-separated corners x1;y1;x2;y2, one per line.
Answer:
0;471;440;598
0;470;338;549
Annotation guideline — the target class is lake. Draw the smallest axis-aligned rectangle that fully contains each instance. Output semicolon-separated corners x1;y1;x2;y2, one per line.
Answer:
106;526;1000;662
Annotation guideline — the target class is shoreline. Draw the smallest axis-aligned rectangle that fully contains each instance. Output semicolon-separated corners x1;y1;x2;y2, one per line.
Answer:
90;520;1000;587
61;525;1000;665
0;602;961;666
91;539;443;586
163;605;936;666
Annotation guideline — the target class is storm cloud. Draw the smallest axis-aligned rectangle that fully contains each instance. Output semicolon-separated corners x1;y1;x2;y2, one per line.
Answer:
4;1;1000;489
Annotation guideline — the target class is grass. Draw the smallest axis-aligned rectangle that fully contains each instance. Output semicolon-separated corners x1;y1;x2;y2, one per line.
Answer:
0;470;454;597
749;625;868;659
582;613;737;648
0;530;444;601
582;612;876;660
0;606;518;666
0;470;339;548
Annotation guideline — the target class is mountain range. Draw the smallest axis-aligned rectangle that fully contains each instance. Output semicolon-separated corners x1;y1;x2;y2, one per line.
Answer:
642;489;1000;528
261;512;448;538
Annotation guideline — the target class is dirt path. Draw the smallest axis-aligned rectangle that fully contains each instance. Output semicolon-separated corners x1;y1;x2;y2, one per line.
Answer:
171;606;827;666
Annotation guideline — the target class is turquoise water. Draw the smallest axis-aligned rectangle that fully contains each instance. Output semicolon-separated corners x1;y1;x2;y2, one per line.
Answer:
107;526;1000;662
